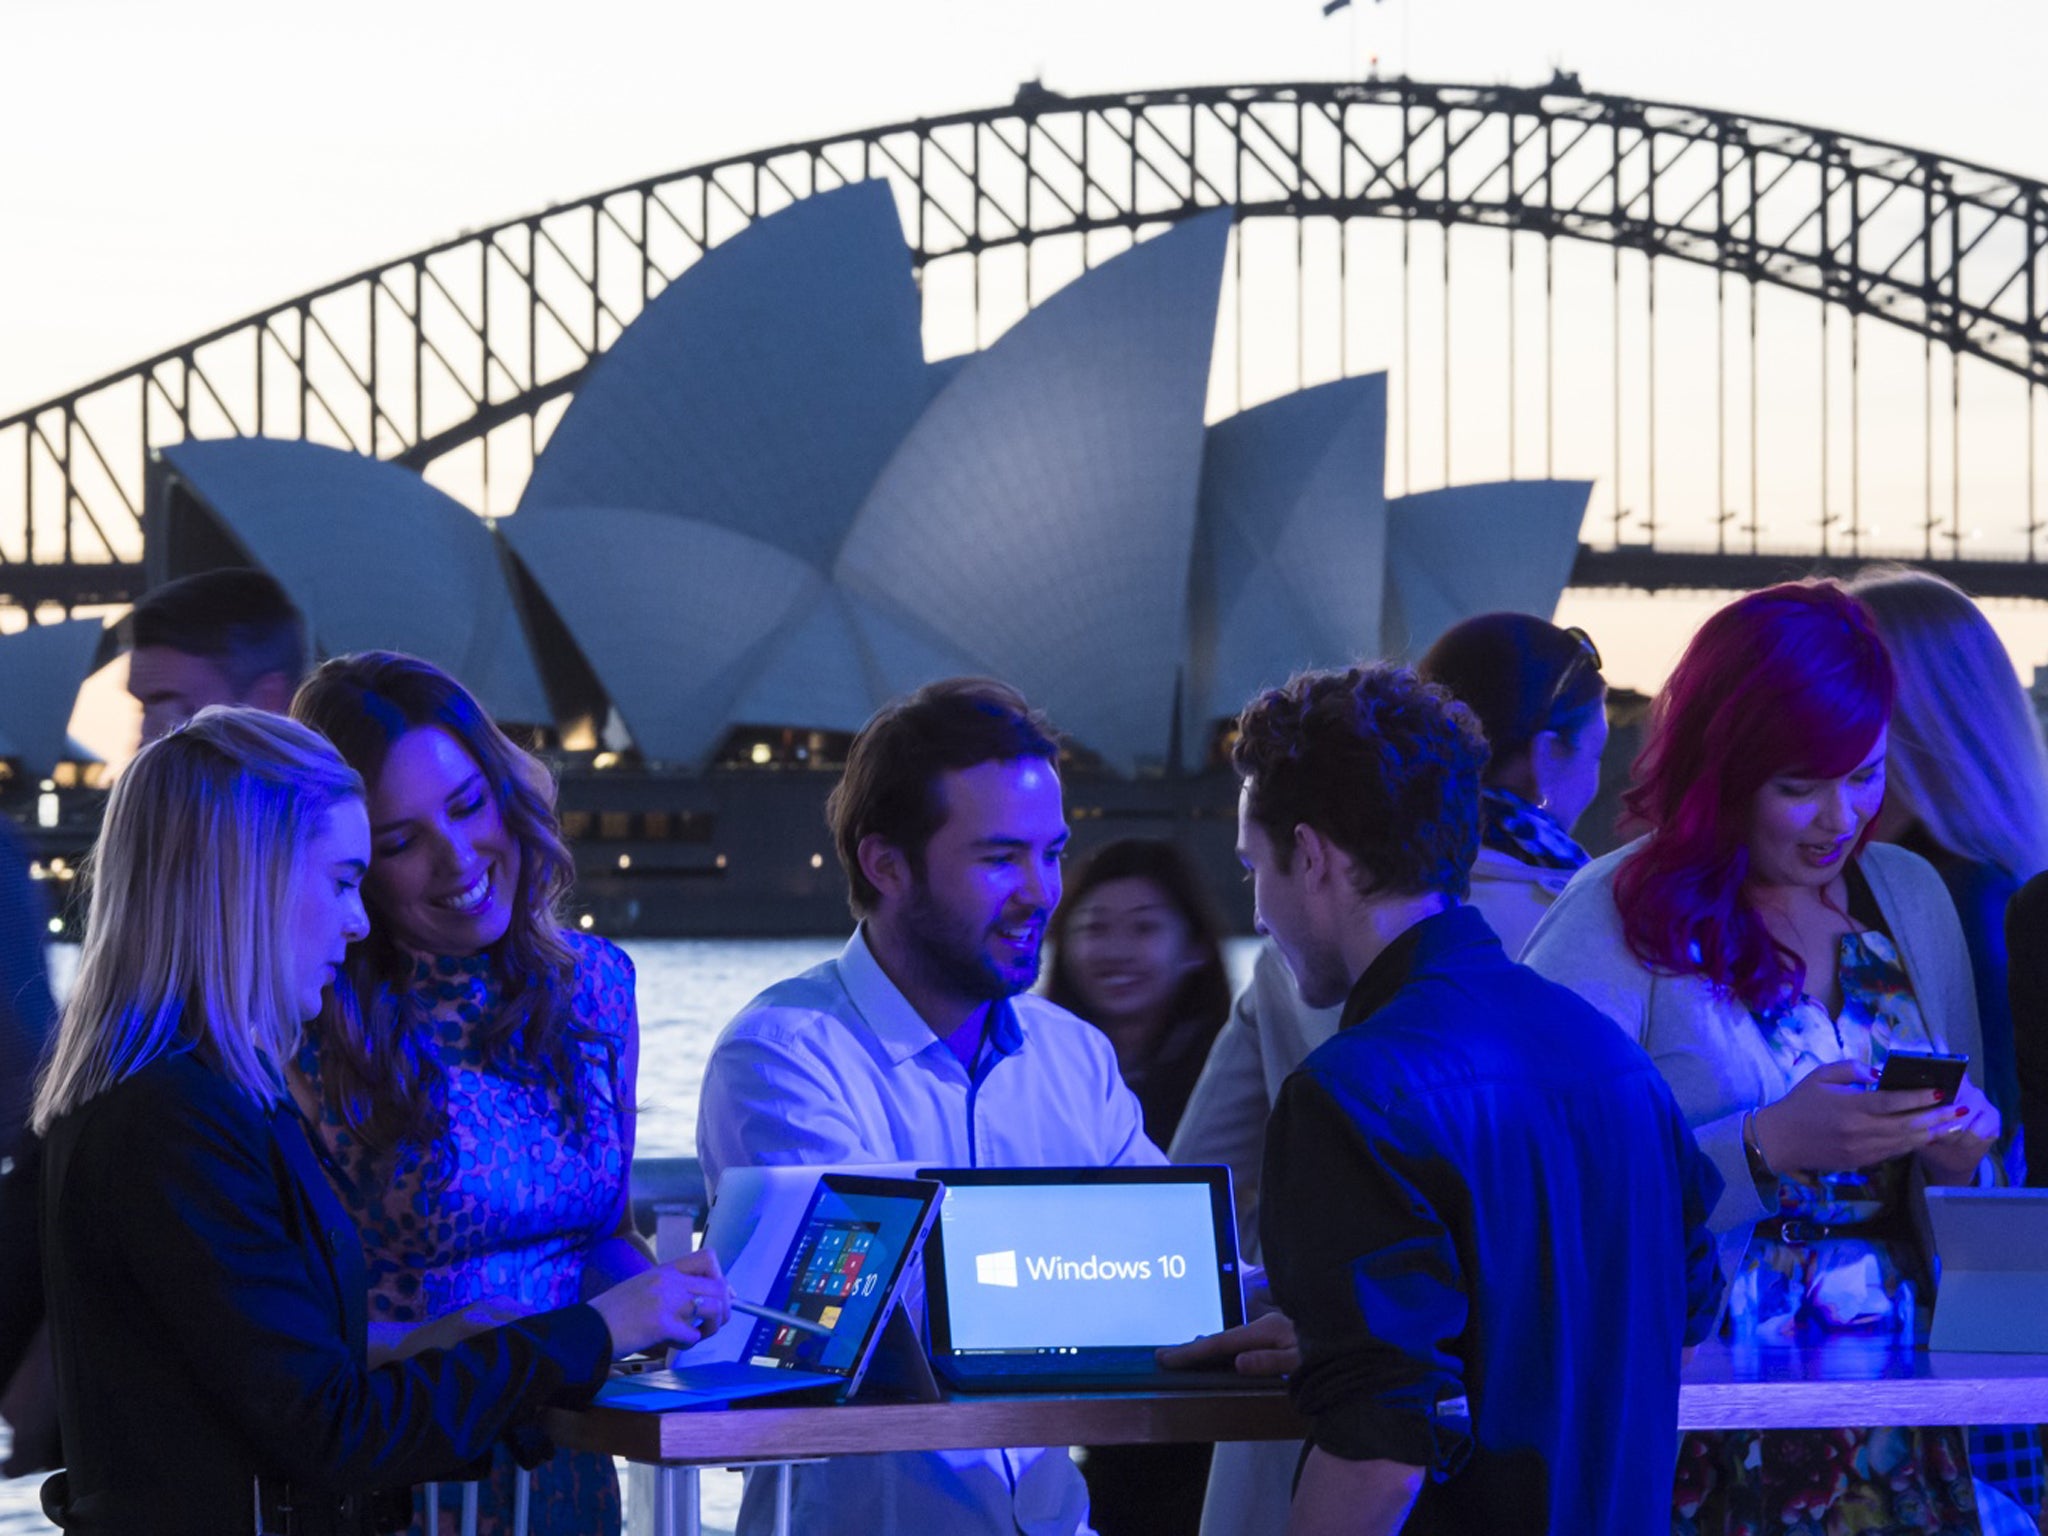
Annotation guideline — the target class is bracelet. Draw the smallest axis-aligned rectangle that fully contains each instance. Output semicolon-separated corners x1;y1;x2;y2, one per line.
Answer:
1742;1108;1775;1187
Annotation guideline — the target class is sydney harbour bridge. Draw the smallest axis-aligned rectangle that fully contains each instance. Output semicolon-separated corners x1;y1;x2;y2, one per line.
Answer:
3;78;2046;611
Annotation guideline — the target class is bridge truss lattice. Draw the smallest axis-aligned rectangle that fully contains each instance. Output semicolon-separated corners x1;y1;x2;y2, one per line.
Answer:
4;78;2047;608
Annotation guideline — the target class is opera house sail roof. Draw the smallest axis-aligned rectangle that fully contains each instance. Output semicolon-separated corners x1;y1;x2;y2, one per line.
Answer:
151;181;1591;773
154;439;550;726
0;619;104;778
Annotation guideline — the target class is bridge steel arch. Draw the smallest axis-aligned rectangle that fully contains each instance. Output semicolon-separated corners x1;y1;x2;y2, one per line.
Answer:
4;78;2047;608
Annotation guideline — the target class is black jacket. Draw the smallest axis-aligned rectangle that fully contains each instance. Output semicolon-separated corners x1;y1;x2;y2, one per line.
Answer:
40;1051;613;1535
1261;906;1724;1536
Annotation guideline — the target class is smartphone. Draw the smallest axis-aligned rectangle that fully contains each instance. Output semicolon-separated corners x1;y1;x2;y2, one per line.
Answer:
1875;1050;1969;1103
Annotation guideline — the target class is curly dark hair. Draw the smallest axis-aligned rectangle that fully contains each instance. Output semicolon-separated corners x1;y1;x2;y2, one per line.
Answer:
1232;663;1489;901
291;651;599;1160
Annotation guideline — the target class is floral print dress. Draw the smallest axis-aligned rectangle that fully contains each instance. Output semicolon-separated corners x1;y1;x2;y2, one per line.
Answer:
1673;927;1982;1536
297;931;636;1536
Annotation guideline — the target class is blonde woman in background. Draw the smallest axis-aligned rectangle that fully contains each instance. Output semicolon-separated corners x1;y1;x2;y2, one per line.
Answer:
1847;568;2048;1528
1849;567;2048;1172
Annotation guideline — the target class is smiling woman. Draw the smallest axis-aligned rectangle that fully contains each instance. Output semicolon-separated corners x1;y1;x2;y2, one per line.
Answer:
287;652;651;1536
1045;840;1230;1146
1042;839;1231;1536
1521;581;2006;1535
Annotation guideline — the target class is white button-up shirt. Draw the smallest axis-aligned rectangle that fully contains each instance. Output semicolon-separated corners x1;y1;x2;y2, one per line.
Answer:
696;926;1163;1536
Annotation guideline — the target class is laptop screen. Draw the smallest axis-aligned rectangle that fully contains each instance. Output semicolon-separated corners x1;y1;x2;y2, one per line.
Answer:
920;1167;1241;1354
743;1173;940;1377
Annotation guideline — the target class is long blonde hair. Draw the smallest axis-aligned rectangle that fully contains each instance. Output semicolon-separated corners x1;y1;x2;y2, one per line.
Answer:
1850;567;2048;882
31;708;362;1131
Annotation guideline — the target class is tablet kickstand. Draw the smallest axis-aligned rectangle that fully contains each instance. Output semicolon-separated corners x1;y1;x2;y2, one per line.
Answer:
846;1303;942;1404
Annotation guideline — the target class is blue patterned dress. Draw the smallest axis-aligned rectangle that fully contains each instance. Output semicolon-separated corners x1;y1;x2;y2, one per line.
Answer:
297;931;636;1536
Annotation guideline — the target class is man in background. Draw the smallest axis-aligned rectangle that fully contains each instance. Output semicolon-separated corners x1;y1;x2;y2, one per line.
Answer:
697;677;1160;1536
1230;664;1720;1535
124;567;306;742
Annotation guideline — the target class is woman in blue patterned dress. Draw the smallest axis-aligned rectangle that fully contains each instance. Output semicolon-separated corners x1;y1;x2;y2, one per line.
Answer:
289;652;649;1536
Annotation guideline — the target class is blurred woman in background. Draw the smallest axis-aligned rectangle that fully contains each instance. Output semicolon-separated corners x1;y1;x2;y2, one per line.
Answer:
1046;838;1232;1147
1851;566;2048;1183
1046;837;1231;1536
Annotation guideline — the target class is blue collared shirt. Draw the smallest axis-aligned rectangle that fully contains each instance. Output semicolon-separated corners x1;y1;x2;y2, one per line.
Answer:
696;927;1163;1536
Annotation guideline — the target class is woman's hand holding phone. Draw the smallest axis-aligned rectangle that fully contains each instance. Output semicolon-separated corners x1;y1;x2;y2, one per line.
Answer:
1916;1075;1999;1185
1752;1059;1971;1174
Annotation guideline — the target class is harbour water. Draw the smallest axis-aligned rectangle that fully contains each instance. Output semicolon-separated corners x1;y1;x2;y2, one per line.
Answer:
0;934;1264;1535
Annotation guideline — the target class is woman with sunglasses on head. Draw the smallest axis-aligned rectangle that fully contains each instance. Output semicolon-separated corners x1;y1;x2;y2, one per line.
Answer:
1523;580;2018;1535
1416;614;1609;954
32;708;729;1536
289;653;652;1536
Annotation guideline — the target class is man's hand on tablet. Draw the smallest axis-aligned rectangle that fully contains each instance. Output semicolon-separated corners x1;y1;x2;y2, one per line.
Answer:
1156;1309;1299;1377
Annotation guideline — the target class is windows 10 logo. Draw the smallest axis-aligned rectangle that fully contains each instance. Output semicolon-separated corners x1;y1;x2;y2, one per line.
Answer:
975;1250;1019;1288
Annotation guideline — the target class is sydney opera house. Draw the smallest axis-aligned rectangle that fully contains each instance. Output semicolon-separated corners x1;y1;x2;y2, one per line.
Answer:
111;181;1588;932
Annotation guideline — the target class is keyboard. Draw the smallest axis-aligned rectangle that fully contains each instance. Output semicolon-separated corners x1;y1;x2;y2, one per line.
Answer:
935;1350;1282;1395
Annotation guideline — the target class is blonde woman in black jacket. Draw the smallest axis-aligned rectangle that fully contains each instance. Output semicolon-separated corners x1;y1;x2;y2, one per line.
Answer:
32;709;729;1536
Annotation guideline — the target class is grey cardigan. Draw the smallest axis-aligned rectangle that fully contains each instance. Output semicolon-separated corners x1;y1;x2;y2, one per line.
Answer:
1522;838;1983;1244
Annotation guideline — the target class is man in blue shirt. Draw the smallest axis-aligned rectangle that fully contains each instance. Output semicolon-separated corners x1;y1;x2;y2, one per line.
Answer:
698;677;1160;1536
1231;664;1722;1535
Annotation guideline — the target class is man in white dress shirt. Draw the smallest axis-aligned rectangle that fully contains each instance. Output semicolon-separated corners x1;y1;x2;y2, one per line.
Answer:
697;677;1162;1536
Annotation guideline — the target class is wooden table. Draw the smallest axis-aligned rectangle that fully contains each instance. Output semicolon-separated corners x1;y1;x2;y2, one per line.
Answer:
1679;1341;2048;1429
548;1387;1301;1536
552;1349;2048;1534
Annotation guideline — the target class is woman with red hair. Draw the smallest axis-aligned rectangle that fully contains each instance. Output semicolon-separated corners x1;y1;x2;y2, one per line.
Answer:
1524;580;2008;1534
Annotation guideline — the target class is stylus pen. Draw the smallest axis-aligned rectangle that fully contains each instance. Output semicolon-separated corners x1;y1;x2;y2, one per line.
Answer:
732;1298;836;1338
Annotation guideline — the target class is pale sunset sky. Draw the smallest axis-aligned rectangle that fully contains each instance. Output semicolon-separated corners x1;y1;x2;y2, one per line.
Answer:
4;0;2045;755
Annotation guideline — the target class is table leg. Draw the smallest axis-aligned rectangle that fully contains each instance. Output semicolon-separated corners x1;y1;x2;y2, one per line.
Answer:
422;1482;438;1531
773;1464;792;1536
679;1467;700;1536
626;1462;699;1536
651;1465;679;1536
460;1480;479;1536
512;1468;531;1536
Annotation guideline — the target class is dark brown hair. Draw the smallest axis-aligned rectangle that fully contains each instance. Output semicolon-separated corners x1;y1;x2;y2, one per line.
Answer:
129;568;307;693
292;651;597;1157
1045;839;1232;1032
827;677;1060;918
1418;612;1604;777
1232;664;1488;901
